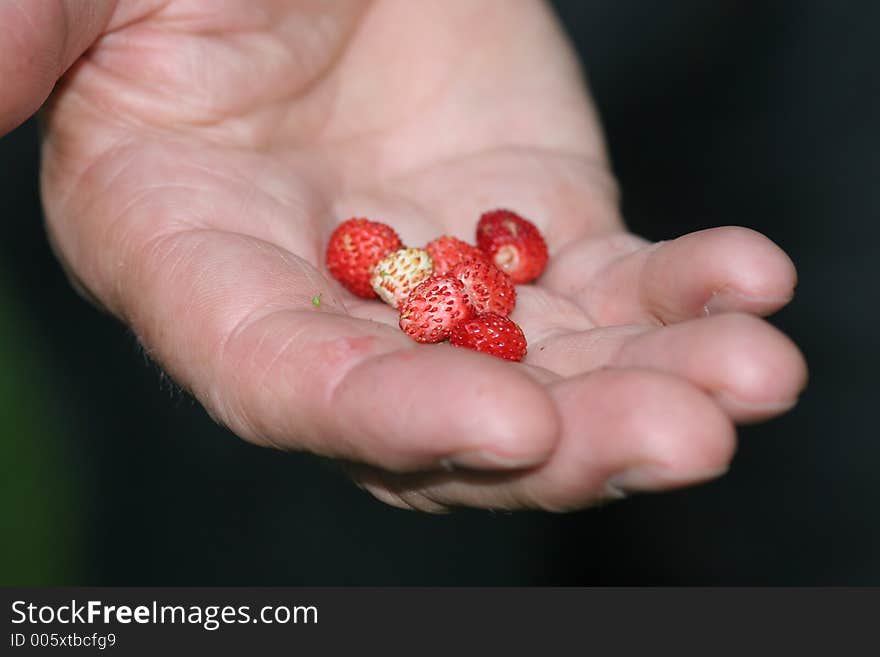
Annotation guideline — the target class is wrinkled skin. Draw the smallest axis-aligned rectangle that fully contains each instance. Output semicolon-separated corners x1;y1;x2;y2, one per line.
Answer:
2;0;806;511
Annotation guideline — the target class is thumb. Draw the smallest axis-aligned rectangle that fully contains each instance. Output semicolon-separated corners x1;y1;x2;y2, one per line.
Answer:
0;0;119;134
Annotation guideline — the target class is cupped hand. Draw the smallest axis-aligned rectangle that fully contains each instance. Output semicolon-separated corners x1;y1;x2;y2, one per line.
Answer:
9;0;806;511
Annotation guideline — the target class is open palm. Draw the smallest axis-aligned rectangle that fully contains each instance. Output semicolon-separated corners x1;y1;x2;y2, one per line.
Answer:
19;0;805;511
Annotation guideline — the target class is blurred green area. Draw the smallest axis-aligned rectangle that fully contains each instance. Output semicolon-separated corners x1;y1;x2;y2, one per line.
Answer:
0;273;80;585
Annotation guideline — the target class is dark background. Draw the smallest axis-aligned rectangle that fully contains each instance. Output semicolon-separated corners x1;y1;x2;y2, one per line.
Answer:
1;0;877;585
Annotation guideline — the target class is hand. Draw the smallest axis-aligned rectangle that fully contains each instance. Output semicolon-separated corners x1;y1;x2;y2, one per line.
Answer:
7;0;806;511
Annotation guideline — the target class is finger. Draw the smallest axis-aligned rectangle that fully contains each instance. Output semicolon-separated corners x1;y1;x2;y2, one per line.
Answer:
117;228;560;472
532;369;736;507
543;226;798;325
0;0;119;134
530;313;808;423
351;368;735;511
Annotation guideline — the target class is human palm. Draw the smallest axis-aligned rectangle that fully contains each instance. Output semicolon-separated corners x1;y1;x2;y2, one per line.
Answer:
24;0;805;511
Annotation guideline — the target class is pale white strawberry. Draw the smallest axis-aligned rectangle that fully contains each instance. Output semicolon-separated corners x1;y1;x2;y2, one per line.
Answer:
370;247;434;308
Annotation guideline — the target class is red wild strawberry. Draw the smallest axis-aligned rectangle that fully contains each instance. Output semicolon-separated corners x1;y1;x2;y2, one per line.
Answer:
450;313;528;362
399;276;475;343
425;235;487;276
370;247;434;308
326;218;402;298
476;209;548;284
451;259;516;316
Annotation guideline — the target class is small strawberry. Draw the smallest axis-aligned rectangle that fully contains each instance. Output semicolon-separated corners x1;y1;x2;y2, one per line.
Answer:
326;218;402;298
399;276;475;343
370;247;434;308
450;313;528;362
451;259;516;316
425;235;488;276
476;209;548;284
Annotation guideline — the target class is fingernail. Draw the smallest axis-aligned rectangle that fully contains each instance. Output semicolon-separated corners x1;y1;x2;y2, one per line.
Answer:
704;289;747;315
449;449;545;470
606;465;666;492
602;481;628;500
704;288;793;315
607;464;729;493
714;391;800;416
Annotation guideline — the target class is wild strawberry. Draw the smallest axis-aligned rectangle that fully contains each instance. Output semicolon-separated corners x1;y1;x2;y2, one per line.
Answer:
399;276;475;343
451;259;516;316
450;313;528;362
476;209;548;284
326;218;402;298
370;247;434;308
425;235;488;276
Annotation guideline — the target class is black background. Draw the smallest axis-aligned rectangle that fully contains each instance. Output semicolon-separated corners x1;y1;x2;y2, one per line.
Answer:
1;0;877;584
